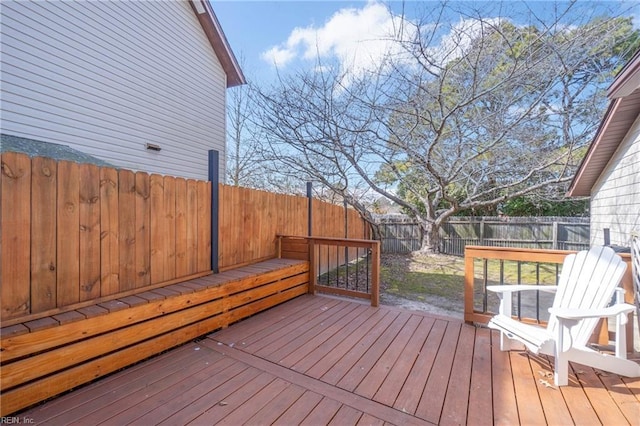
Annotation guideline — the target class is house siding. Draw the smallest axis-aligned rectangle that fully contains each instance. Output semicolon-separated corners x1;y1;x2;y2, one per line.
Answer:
0;0;227;180
590;114;640;247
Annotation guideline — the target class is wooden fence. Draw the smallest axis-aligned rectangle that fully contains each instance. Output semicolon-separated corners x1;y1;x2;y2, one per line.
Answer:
1;152;369;321
375;215;590;255
217;187;368;270
1;152;212;321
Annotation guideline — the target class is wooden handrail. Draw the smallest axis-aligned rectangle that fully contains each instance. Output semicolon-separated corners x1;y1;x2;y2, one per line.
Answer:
464;245;635;350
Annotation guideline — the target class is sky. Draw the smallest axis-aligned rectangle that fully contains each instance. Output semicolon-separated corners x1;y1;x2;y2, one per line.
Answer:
211;0;640;86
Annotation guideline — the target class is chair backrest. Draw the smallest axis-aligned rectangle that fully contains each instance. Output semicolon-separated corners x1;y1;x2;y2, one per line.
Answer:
546;246;627;348
631;232;640;330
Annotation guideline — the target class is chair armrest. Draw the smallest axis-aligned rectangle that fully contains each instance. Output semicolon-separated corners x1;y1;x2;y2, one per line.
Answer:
487;285;558;294
549;303;636;320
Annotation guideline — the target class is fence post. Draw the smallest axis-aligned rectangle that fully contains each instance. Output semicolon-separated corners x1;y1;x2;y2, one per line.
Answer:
371;241;380;307
552;221;559;250
306;183;315;294
208;150;219;274
308;238;316;295
344;198;348;238
306;182;312;237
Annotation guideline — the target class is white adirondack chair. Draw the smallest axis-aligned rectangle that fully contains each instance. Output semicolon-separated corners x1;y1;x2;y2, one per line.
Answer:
487;245;640;386
631;232;640;331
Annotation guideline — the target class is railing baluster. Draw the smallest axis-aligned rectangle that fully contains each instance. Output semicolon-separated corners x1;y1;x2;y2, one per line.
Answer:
345;246;349;290
536;262;540;323
517;261;522;320
356;247;360;290
326;245;330;286
482;259;488;313
366;247;370;293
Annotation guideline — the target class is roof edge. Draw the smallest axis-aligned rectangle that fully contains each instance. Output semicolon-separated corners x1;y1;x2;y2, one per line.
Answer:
189;0;246;88
608;50;640;99
566;98;620;197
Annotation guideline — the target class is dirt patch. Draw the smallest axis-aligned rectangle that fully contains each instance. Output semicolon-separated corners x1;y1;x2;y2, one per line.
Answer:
379;252;465;319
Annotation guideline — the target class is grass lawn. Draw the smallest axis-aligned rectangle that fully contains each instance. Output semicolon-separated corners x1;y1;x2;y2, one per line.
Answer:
381;253;465;300
380;252;561;316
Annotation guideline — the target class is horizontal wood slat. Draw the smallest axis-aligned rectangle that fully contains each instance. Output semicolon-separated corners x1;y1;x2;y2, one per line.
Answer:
314;285;371;301
0;259;309;416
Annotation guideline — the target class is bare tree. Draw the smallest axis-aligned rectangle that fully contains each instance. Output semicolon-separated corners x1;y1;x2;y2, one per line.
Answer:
226;82;266;187
253;2;639;252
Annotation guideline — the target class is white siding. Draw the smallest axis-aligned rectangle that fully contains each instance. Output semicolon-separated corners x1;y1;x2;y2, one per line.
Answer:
0;0;227;180
590;114;640;246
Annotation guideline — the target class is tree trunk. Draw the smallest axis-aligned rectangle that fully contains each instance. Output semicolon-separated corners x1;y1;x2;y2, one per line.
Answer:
418;220;440;254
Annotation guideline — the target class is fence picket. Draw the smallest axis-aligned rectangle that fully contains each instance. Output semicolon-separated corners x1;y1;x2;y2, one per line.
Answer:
135;172;150;287
150;174;165;283
174;178;188;277
197;180;211;272
1;152;32;319
186;179;198;275
100;167;119;295
79;163;101;301
57;160;80;306
164;176;177;280
31;156;57;312
118;169;136;290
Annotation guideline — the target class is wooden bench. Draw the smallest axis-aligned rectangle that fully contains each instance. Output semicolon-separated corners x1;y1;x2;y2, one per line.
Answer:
0;258;309;416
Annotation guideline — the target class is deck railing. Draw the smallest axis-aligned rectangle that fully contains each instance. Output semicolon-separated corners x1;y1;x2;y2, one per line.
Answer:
464;245;636;349
278;235;380;306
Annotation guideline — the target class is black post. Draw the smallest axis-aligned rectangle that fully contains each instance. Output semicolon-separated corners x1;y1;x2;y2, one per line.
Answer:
307;182;312;236
344;198;348;238
208;150;219;273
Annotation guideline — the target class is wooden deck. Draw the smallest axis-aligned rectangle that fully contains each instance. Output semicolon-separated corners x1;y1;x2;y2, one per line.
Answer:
18;295;640;425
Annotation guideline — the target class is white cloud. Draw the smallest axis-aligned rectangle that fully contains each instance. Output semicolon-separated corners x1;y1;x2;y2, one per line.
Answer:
261;2;507;84
429;17;503;65
261;1;415;81
261;46;296;67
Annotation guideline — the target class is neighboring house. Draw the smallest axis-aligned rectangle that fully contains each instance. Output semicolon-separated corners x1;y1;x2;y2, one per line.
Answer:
568;50;640;247
0;0;245;180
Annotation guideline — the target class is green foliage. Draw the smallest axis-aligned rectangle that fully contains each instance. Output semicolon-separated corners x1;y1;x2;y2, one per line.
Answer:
499;196;589;217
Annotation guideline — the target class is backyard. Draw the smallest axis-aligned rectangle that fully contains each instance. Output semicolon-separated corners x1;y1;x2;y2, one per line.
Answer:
380;253;466;317
379;252;560;319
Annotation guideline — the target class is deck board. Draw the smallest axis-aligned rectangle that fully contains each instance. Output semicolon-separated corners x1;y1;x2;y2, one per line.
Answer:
415;321;462;423
18;294;639;425
373;315;435;407
355;314;421;399
576;364;635;424
393;318;447;414
467;327;493;425
559;367;601;425
440;324;475;425
491;331;520;425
